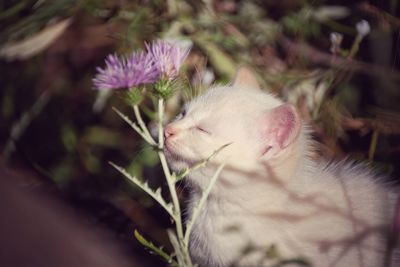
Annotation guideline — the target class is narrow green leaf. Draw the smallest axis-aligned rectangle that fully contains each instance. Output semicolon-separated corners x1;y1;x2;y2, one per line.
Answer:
134;230;178;266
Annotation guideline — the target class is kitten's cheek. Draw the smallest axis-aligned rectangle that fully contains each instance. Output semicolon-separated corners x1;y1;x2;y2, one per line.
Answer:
164;152;189;171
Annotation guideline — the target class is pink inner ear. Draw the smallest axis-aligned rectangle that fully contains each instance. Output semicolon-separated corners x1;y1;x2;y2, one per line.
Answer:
267;104;299;149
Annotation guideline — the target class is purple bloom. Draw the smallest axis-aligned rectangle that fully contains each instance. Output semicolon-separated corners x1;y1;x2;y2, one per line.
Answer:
146;40;191;80
93;52;159;90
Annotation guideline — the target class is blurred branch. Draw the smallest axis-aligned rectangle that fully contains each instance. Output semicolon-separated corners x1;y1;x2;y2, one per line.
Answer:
0;18;71;60
342;114;400;135
0;1;29;21
358;2;400;29
3;91;51;161
279;37;400;81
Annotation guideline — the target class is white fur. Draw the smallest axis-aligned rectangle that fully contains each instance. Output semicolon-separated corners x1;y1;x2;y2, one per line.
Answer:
164;85;397;267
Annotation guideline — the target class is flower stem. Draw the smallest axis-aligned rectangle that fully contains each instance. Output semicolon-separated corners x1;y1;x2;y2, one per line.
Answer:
348;35;362;59
158;99;166;150
133;104;156;145
156;98;193;266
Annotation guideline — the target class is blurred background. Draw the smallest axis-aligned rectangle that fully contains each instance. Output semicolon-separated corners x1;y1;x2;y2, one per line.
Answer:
0;0;399;266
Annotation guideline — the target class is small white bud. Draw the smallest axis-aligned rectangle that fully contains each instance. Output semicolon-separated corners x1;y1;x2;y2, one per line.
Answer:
330;32;343;54
356;20;371;38
330;32;343;44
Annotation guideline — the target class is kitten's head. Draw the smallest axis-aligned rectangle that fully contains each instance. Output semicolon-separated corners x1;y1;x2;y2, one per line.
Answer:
164;68;302;175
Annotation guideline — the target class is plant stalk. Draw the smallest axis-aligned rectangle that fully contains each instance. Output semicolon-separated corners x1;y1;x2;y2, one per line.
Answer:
157;98;193;266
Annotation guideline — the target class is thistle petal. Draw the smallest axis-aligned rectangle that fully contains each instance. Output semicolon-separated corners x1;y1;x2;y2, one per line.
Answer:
93;51;160;90
147;39;191;80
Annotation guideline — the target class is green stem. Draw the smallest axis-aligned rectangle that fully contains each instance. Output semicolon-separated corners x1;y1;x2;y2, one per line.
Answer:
348;35;362;59
133;104;156;145
156;98;193;266
158;99;166;150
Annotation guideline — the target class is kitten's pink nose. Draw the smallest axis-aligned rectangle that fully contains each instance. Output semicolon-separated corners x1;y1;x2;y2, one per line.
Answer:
164;125;178;139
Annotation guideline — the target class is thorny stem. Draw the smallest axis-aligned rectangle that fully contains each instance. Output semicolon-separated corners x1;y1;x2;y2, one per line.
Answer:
133;104;156;145
157;98;192;266
122;98;226;266
158;99;166;151
177;143;232;181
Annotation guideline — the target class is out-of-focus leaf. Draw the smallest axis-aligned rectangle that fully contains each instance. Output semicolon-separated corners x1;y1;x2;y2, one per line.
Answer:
83;126;125;148
281;8;321;37
222;23;250;48
1;91;14;119
238;2;264;20
0;1;29;21
245;19;281;46
192;34;236;78
1;0;76;42
336;85;361;114
51;160;73;185
93;90;112;113
312;6;350;22
61;124;78;153
0;18;71;61
82;152;101;173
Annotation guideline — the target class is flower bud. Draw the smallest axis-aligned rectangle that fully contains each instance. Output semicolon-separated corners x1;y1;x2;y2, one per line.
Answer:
330;32;343;54
356;20;371;38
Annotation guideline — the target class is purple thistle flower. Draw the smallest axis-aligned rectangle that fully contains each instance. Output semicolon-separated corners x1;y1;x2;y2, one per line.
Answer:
93;52;159;90
146;40;191;80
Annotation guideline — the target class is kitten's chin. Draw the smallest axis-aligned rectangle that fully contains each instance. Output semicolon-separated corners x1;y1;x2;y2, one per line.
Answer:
163;147;192;171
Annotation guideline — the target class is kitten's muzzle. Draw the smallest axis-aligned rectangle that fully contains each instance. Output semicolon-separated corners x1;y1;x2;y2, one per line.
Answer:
164;124;180;140
164;125;174;139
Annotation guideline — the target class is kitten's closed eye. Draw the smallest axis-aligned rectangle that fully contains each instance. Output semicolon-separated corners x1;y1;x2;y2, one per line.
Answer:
196;126;211;135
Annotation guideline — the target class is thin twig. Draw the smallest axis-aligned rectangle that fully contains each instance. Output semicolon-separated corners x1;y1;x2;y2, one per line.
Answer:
156;98;192;265
133;104;156;144
3;91;50;159
279;37;400;81
177;142;232;181
167;229;185;267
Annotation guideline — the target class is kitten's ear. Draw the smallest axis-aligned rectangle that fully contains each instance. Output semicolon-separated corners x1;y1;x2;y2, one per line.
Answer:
261;104;301;157
232;67;260;90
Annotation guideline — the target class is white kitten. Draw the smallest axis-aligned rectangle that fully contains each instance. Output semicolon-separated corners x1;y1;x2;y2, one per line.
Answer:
164;68;398;267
